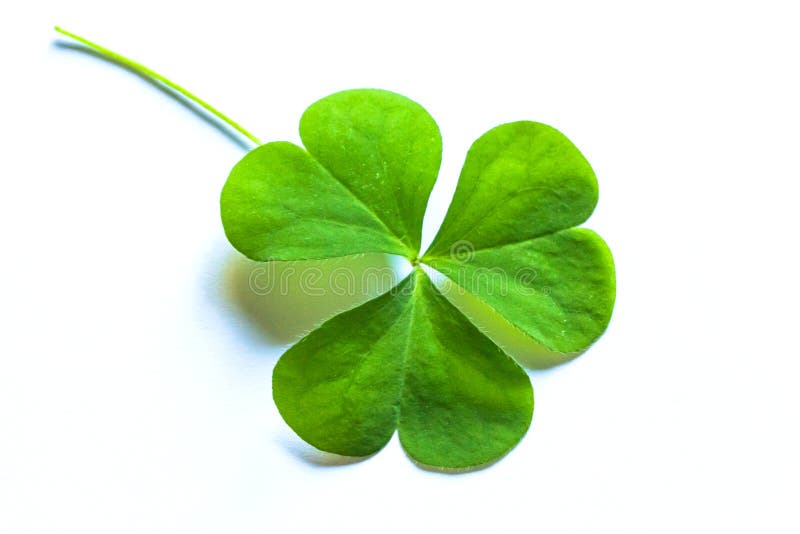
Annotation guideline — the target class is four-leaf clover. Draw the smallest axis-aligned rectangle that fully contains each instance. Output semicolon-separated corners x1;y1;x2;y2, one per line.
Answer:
221;89;616;469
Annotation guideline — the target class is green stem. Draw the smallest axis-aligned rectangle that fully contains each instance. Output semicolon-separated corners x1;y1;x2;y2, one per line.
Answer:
55;26;262;146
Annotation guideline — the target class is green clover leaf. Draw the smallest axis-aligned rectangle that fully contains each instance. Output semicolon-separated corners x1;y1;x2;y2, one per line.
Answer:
221;90;615;468
273;269;533;468
221;90;442;261
423;121;616;353
55;27;615;470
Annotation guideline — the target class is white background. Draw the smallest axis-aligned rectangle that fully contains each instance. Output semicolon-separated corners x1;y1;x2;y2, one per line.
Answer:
2;1;799;532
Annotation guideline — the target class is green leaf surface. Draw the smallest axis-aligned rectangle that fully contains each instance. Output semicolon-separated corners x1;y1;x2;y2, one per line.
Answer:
272;269;533;468
427;229;615;354
300;89;442;255
425;121;598;256
220;141;410;260
423;121;614;354
221;89;442;261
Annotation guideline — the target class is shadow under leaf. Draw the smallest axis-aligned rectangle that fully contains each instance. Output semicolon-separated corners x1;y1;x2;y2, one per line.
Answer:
221;253;404;345
435;278;585;370
277;434;375;467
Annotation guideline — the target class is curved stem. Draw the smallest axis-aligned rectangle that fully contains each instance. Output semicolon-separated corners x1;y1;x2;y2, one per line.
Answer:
55;26;262;146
